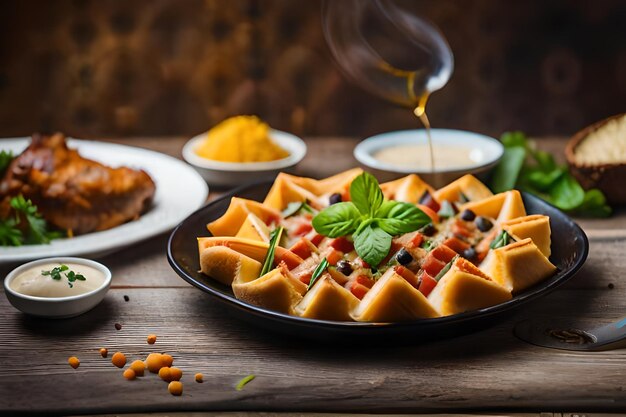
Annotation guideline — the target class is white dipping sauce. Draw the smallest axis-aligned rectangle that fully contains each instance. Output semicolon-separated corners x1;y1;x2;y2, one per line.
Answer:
10;262;105;298
374;144;483;169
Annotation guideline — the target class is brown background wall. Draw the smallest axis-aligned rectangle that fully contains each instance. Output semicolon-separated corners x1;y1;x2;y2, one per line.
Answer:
0;0;625;140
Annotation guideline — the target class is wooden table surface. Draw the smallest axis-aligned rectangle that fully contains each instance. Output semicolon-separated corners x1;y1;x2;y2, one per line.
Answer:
0;136;625;416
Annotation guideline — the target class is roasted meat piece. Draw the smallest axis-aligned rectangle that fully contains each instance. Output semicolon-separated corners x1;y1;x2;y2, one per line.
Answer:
0;133;156;235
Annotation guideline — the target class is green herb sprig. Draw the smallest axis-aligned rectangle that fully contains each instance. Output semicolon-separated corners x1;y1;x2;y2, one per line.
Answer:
490;230;516;250
0;150;14;176
434;255;458;282
0;195;64;246
259;226;284;277
42;264;86;288
308;258;329;290
235;374;256;391
490;131;611;217
312;172;431;267
282;201;315;218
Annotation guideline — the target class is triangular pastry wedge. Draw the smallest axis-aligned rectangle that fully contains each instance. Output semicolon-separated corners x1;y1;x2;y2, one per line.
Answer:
235;213;271;242
198;236;303;269
434;174;493;203
294;275;359;321
353;269;440;322
459;190;526;223
501;215;551;257
263;173;321;210
232;268;305;315
198;246;262;286
479;238;556;293
380;174;434;203
428;258;512;316
208;197;280;236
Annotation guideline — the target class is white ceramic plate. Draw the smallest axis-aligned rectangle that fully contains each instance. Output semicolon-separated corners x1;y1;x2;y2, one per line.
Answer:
0;138;209;262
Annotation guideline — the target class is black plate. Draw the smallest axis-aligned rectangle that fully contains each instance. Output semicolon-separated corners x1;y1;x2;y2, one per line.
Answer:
167;181;589;343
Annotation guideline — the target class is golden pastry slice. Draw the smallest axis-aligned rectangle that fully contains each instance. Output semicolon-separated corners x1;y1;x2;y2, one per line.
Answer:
428;258;512;316
207;197;280;237
235;213;271;242
198;236;303;269
198;246;262;286
496;190;526;222
501;214;551;257
459;190;526;223
352;269;440;322
380;174;434;203
232;268;305;315
294;275;359;321
434;174;493;203
479;238;556;293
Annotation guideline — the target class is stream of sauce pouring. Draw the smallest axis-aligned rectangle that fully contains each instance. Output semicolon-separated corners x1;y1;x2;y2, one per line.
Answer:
413;93;435;174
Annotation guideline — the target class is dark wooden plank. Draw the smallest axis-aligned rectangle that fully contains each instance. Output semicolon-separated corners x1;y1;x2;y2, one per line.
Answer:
1;237;625;414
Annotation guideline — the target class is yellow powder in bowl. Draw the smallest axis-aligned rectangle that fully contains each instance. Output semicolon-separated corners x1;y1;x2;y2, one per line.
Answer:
195;115;290;163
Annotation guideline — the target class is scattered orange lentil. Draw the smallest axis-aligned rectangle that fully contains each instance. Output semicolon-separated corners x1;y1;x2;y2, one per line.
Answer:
169;367;183;381
146;353;164;373
111;352;127;368
123;368;136;380
168;381;183;396
158;367;172;382
195;373;203;383
99;348;108;358
68;356;80;369
130;360;146;376
161;353;174;367
147;334;157;344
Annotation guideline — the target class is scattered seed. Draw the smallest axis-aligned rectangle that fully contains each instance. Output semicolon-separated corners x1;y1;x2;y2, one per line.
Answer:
146;353;164;373
168;381;183;396
147;334;157;344
195;373;203;383
161;353;174;368
123;368;136;380
123;295;129;302
608;283;615;289
130;360;146;376
169;367;183;381
159;367;173;382
114;323;122;331
99;348;108;358
68;356;80;369
111;352;127;368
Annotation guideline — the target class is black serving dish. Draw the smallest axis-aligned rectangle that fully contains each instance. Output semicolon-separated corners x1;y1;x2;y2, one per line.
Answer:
167;181;589;343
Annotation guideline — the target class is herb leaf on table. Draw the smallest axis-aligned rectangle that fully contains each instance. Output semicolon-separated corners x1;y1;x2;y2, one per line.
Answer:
490;132;611;217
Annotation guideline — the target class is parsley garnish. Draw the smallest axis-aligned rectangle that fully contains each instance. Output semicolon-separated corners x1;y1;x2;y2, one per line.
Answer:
42;264;86;288
0;150;14;176
0;195;63;246
312;172;431;267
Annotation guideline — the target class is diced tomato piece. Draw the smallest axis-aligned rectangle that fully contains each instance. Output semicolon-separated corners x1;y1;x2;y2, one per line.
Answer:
443;237;470;254
393;265;419;288
418;190;440;213
408;232;424;248
299;271;313;285
289;238;315;260
265;214;281;226
452;219;472;238
418;271;438;297
422;255;446;277
417;204;439;224
306;232;325;246
431;244;457;263
325;248;343;266
350;281;370;300
355;274;375;289
274;248;303;270
292;222;313;237
329;237;354;253
341;187;351;202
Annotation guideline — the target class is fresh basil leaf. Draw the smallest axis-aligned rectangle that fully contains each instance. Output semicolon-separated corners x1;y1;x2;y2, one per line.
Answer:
525;167;565;192
490;146;526;193
373;200;398;218
549;173;585;211
350;172;383;216
378;203;430;235
353;224;392;268
500;131;528;148
260;226;283;276
312;202;360;237
531;149;557;171
308;258;330;290
570;189;612;218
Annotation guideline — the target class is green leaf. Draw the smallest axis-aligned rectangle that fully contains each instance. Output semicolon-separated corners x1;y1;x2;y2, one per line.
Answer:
491;146;526;193
500;131;528;148
353;224;392;268
0;218;22;246
531;149;557;171
235;374;256;391
570;189;612;218
434;255;458;281
312;202;360;237
350;172;383;216
524;167;565;192
549;173;585;211
260;226;283;276
490;230;516;250
0;150;14;176
308;258;330;290
378;203;430;235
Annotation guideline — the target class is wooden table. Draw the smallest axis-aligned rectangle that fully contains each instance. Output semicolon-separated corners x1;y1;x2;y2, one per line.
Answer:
0;136;625;416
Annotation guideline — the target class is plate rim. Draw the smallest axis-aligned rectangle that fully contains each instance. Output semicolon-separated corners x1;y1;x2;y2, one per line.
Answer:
0;137;209;262
167;181;589;330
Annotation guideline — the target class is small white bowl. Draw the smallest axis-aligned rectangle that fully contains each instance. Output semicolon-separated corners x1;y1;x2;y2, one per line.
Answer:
4;257;111;318
354;129;504;188
182;129;307;187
